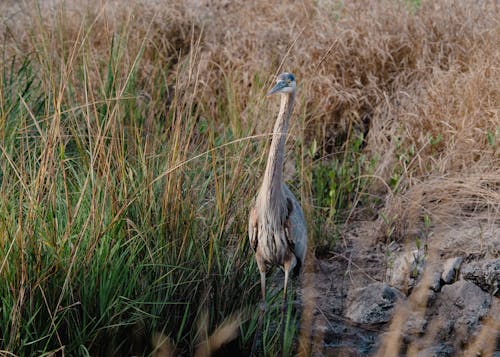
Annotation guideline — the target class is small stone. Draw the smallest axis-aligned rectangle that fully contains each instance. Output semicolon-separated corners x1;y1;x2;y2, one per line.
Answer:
429;270;442;292
346;282;405;324
441;257;463;284
387;249;426;294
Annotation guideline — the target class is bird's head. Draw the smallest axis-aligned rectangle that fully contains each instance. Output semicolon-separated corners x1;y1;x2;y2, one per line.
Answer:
267;72;296;96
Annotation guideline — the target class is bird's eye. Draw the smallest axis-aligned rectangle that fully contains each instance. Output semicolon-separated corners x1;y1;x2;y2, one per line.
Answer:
287;80;291;85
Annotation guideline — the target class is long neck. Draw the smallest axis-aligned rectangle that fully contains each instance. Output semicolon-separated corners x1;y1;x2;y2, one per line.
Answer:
261;92;295;201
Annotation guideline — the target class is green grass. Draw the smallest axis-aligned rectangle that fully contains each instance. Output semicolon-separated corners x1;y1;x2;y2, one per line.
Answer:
0;16;373;357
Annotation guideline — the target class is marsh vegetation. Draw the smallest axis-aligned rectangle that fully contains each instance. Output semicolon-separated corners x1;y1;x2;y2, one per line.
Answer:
0;0;498;355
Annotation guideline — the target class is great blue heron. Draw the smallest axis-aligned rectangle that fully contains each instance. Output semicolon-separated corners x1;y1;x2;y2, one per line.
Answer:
249;72;307;310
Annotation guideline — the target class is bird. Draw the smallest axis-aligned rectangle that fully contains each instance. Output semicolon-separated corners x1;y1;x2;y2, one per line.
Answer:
248;72;307;311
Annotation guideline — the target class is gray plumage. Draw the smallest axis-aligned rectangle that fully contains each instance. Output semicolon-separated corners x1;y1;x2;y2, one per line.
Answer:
248;72;307;307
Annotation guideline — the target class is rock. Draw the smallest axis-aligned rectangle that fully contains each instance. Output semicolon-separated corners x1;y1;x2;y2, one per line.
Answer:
346;282;405;324
403;313;427;335
441;257;463;284
433;222;500;260
461;258;500;295
436;280;491;342
429;270;442;292
416;344;454;357
387;249;426;294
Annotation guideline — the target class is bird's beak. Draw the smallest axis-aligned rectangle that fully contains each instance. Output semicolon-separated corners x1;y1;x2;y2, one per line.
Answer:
266;81;287;96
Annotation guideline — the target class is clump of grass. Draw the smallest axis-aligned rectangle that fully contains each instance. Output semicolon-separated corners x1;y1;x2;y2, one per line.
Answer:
0;6;259;354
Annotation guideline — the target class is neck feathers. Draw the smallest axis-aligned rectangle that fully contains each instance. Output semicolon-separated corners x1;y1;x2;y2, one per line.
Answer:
260;92;295;203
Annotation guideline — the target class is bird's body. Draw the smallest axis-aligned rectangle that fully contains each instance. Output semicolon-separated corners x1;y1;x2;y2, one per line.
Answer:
249;72;307;307
251;184;306;272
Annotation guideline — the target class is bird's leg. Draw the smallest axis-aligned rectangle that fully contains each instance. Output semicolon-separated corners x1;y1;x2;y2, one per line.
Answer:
280;270;290;356
260;267;267;311
280;254;296;353
251;261;266;356
282;268;290;314
282;254;296;314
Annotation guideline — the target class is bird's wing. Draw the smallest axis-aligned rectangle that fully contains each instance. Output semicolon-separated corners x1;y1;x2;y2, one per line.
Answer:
249;206;258;251
282;185;307;267
284;197;295;250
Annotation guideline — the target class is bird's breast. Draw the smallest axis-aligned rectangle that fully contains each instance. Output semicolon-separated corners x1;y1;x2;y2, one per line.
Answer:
257;219;289;267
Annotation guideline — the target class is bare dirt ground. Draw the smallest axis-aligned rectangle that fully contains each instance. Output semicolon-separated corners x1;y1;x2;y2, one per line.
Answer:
295;220;500;356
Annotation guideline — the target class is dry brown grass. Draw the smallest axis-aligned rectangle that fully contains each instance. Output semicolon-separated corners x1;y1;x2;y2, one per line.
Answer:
3;0;497;167
151;312;240;357
9;0;492;238
193;310;241;357
380;170;500;242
